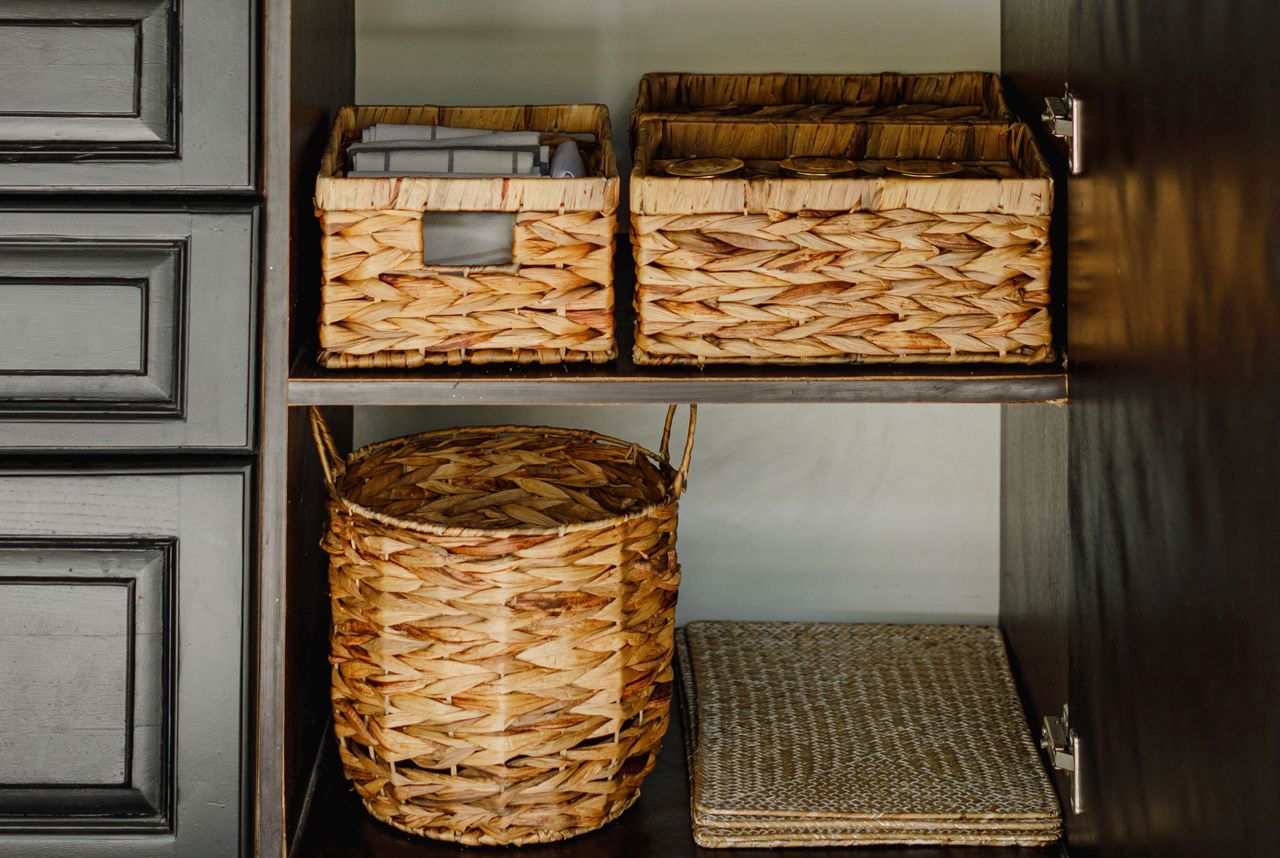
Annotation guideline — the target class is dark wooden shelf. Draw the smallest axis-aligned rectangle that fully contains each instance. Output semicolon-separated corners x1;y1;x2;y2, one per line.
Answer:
291;710;1060;858
288;359;1065;406
287;248;1065;406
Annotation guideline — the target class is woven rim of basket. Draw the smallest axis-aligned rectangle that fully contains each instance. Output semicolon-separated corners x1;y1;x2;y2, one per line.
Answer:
326;423;682;539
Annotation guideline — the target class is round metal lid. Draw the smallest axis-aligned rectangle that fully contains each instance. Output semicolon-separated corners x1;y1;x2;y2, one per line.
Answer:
664;156;745;178
779;156;858;177
884;159;965;178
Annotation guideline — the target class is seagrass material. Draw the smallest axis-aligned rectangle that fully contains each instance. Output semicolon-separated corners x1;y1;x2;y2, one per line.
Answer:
631;118;1054;365
631;72;1011;130
310;405;696;846
675;622;1061;848
316;104;619;367
675;633;1059;847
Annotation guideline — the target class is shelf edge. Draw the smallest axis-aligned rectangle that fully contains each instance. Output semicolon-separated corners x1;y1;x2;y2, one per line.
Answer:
286;376;1067;406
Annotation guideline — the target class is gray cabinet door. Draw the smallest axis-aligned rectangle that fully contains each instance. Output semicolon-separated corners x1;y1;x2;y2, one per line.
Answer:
0;466;249;858
0;0;254;191
0;208;256;451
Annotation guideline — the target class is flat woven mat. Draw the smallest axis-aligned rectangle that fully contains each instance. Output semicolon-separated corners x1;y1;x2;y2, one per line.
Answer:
676;622;1061;847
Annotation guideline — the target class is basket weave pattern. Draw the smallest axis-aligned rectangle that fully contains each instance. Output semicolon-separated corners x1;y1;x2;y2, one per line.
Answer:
311;408;695;846
629;118;1053;365
320;209;617;367
632;208;1050;364
676;622;1062;848
316;104;619;368
632;72;1011;126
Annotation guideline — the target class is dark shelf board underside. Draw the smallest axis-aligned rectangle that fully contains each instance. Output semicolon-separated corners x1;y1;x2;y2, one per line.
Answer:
288;360;1065;406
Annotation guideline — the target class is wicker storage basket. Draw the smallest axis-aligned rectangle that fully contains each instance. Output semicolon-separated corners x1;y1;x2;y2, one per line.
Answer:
630;118;1053;365
315;104;619;368
631;72;1011;131
308;405;696;846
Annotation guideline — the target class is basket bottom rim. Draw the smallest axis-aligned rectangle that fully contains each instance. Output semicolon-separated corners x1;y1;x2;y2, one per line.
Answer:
357;789;643;847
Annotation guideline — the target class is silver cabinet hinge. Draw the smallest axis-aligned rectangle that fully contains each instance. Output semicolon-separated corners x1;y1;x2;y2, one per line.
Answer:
1040;704;1084;814
1042;89;1083;176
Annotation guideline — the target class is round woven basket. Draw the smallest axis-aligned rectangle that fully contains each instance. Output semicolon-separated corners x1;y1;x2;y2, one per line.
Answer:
309;405;696;846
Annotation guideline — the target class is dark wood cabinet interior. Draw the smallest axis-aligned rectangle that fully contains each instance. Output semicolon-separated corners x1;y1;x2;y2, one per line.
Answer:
1;0;1276;856
257;2;1279;857
1063;1;1280;854
259;5;1079;851
293;708;1059;858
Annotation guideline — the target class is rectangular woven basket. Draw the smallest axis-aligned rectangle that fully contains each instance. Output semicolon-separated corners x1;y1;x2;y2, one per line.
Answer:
630;118;1054;365
315;104;619;367
631;72;1012;131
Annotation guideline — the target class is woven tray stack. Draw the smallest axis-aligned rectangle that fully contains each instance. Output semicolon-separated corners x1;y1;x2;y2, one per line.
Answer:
677;621;1061;848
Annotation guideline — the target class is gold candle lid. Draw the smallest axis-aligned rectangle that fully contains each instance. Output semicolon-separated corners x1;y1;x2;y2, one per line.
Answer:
664;156;745;178
779;156;858;178
885;159;964;178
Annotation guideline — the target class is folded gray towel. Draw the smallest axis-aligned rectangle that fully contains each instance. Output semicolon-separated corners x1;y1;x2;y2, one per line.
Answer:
362;123;499;142
349;146;549;175
362;124;599;145
347;132;550;175
350;132;542;151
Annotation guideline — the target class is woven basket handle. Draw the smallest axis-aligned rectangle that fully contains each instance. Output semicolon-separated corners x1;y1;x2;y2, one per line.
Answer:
308;406;342;496
309;404;695;498
660;404;698;496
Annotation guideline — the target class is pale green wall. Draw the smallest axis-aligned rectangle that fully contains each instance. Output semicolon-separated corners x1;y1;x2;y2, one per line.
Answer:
352;0;1003;624
357;0;1001;177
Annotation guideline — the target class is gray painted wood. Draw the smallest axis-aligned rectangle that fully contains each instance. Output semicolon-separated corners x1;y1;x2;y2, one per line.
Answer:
257;0;294;847
0;208;256;451
0;0;254;192
0;467;248;857
0;240;180;407
0;548;166;813
0;22;139;115
0;283;145;373
259;0;354;853
0;1;171;149
0;582;132;786
287;373;1067;405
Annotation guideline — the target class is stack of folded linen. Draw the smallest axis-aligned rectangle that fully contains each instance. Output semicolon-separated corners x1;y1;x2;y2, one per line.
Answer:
675;621;1062;848
345;123;586;178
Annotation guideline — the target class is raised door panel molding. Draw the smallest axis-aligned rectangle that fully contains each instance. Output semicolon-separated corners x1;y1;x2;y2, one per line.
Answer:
0;0;253;191
0;468;248;858
0;240;185;414
0;209;256;451
0;541;175;832
0;1;174;153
